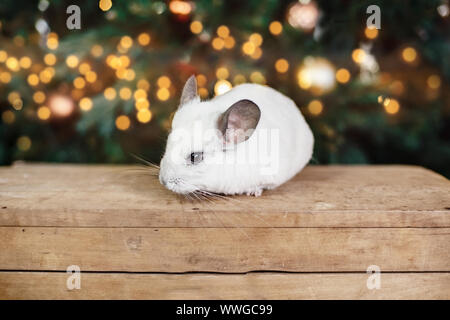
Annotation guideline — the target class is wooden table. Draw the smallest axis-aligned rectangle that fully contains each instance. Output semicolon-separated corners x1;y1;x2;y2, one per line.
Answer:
0;163;449;299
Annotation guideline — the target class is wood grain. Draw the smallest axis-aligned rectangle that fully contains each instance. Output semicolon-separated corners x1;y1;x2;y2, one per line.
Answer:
0;164;449;228
0;272;448;300
1;227;448;272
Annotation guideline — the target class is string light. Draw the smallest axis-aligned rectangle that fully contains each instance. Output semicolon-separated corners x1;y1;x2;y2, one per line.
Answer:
137;32;151;46
0;50;7;62
335;68;351;83
27;74;40;86
217;25;230;38
216;67;229;79
119;87;132;100
91;45;104;57
44;53;57;65
169;1;192;15
66;55;79;68
198;87;208;98
269;21;283;36
6;57;20;71
190;21;203;34
134;89;147;100
120;36;133;49
0;71;11;83
115;115;130;130
307;99;323;115
287;1;319;31
297;57;335;94
224;36;235;49
104;87;117;100
157;76;171;88
46;32;59;50
196;74;207;87
249;33;263;46
85;71;97;83
33;91;46;104
137;79;150;90
212;37;225;50
135;98;150;110
233;74;246;85
99;0;113;12
19;56;32;69
79;97;93;111
17;136;32;151
275;59;289;73
214;79;232;95
137;109;152;123
49;94;74;117
73;77;86;89
352;49;366;64
78;62;91;75
156;88;170;101
2;110;15;124
364;27;378;39
37;106;51;120
427;75;441;89
250;71;266;84
383;98;400;114
401;47;417;63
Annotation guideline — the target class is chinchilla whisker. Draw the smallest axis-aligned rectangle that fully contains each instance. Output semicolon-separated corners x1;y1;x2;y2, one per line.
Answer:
130;153;160;169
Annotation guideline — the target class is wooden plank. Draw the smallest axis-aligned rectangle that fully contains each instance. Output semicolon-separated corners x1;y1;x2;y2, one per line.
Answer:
0;227;448;272
0;272;448;300
0;164;449;228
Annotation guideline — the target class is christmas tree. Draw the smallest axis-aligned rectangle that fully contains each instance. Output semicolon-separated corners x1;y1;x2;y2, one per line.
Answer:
0;0;449;177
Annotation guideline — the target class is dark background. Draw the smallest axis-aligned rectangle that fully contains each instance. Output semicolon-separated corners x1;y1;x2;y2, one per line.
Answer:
1;0;449;177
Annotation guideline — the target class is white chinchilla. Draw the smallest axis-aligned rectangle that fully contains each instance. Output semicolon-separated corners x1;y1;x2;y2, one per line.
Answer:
159;75;314;196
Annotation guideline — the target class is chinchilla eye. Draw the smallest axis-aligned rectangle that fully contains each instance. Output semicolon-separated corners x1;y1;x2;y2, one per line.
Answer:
190;152;203;165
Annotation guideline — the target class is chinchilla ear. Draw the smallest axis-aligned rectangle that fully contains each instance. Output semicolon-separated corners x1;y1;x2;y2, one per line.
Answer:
218;99;261;144
179;75;198;107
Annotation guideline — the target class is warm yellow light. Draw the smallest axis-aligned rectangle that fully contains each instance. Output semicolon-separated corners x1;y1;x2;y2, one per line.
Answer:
120;36;133;49
190;21;203;34
137;109;152;123
118;55;130;68
115;115;130;131
402;47;417;63
427;74;441;89
7;91;20;104
216;67;229;80
269;21;283;35
0;71;11;83
66;55;79;68
249;33;263;46
134;89;147;100
196;74;207;87
17;136;32;151
73;77;86;89
384;98;400;114
46;33;59;50
27;74;39;86
33;91;46;104
19;56;32;69
308;100;323;115
125;69;135;81
79;97;93;111
39;67;54;83
119;87;132;100
85;71;97;83
104;87;117;100
364;27;378;39
214;79;232;95
6;57;19;71
91;45;103;57
169;0;192;15
135;98;150;110
275;59;289;73
250;47;263;60
44;53;57;66
78;63;91;75
250;71;266;84
242;41;255;55
0;50;7;62
336;68;351;83
37;106;51;120
352;49;366;64
2;110;15;124
99;0;112;11
137;79;150;90
157;88;170;101
224;36;235;49
212;37;225;50
157;76;171;88
137;32;151;46
233;74;246;85
217;25;230;38
116;68;126;79
198;87;208;98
